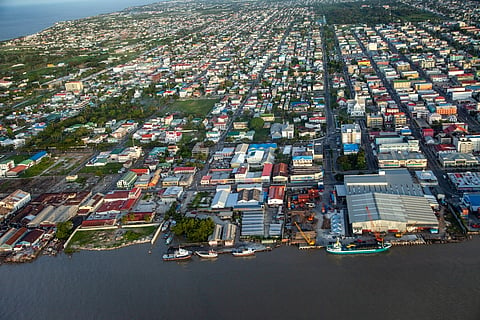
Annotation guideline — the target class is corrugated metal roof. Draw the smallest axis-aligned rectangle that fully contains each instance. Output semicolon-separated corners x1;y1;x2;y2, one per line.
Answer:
347;192;437;225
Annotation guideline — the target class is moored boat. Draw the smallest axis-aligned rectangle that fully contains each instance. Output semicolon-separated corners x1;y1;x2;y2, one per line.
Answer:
232;247;256;257
195;249;218;259
161;221;170;232
165;233;174;245
326;238;392;255
162;248;192;261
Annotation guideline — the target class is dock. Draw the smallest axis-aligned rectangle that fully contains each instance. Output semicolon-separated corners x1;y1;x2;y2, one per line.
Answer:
150;221;164;245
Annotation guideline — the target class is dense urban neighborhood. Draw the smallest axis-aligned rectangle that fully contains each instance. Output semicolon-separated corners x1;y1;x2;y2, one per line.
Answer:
1;0;480;262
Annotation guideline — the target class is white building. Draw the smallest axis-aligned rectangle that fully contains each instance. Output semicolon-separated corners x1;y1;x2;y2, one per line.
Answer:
164;131;183;143
341;124;362;144
347;99;365;117
0;189;31;221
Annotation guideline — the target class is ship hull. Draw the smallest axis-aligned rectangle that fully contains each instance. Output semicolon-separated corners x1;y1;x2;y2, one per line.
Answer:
195;251;218;259
326;243;391;255
232;248;256;257
162;254;192;261
162;248;192;261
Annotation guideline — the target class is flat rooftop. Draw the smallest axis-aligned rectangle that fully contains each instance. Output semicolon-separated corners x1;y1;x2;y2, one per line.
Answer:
344;169;423;197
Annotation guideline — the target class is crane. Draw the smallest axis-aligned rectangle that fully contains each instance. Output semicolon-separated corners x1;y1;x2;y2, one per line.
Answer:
365;206;383;242
294;221;315;246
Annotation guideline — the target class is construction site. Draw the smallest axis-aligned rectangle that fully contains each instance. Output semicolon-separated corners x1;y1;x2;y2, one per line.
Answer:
285;187;321;246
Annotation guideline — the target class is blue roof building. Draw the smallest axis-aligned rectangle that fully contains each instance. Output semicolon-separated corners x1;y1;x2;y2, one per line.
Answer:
30;151;47;162
343;144;359;155
463;193;480;212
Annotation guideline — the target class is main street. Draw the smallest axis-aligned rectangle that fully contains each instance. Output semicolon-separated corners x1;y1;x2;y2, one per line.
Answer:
321;25;337;195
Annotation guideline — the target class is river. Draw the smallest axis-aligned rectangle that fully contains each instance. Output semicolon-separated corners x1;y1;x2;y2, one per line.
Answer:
2;239;480;320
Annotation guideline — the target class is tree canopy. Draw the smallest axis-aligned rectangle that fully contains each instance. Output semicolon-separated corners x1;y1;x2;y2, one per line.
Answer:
250;117;265;131
56;221;74;240
171;217;215;242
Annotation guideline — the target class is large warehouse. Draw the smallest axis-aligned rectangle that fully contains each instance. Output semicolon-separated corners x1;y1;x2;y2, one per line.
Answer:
347;192;439;234
343;169;439;233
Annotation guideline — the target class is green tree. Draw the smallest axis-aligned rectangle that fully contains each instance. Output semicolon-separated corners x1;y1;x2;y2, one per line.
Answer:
356;150;367;170
250;117;265;131
56;221;73;240
171;217;215;242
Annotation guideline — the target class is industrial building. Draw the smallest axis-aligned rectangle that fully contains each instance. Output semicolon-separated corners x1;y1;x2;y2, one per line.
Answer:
461;193;480;214
342;169;424;197
342;169;439;233
208;222;237;246
240;210;265;237
347;193;438;234
27;205;78;228
272;163;288;183
268;186;285;206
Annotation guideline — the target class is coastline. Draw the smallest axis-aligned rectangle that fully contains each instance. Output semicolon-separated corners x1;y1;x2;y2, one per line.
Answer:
72;238;151;252
0;0;157;41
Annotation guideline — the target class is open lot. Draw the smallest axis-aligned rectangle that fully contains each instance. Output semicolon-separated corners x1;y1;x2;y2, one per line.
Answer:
66;225;157;251
47;153;92;176
163;98;218;117
0;176;64;196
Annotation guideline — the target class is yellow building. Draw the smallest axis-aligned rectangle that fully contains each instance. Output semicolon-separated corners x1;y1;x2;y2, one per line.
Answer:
65;81;83;92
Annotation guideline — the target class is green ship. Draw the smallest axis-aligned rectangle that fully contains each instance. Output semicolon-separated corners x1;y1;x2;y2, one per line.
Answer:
326;238;392;255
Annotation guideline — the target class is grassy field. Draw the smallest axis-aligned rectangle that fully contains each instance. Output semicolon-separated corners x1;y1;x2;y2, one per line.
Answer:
66;226;157;250
164;99;218;117
79;163;123;176
22;158;56;177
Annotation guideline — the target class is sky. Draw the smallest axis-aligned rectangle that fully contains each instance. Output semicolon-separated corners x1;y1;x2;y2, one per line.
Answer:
2;0;99;4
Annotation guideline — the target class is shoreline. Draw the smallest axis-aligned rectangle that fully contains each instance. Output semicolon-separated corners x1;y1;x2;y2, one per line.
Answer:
71;238;151;252
0;0;157;42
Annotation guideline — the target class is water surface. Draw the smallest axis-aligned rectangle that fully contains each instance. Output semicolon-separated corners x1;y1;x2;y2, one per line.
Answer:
2;239;480;320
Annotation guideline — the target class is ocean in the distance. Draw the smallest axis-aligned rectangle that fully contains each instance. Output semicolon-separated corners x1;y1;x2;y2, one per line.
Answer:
0;0;159;41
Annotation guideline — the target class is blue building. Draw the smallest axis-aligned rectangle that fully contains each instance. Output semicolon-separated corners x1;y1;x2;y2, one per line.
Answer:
343;144;359;155
30;151;48;163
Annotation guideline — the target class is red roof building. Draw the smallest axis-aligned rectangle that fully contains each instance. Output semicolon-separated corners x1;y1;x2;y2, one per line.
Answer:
173;167;196;174
262;163;273;183
5;227;28;247
104;191;129;202
19;229;44;246
130;168;150;176
268;186;285;206
422;128;434;137
272;163;288;183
